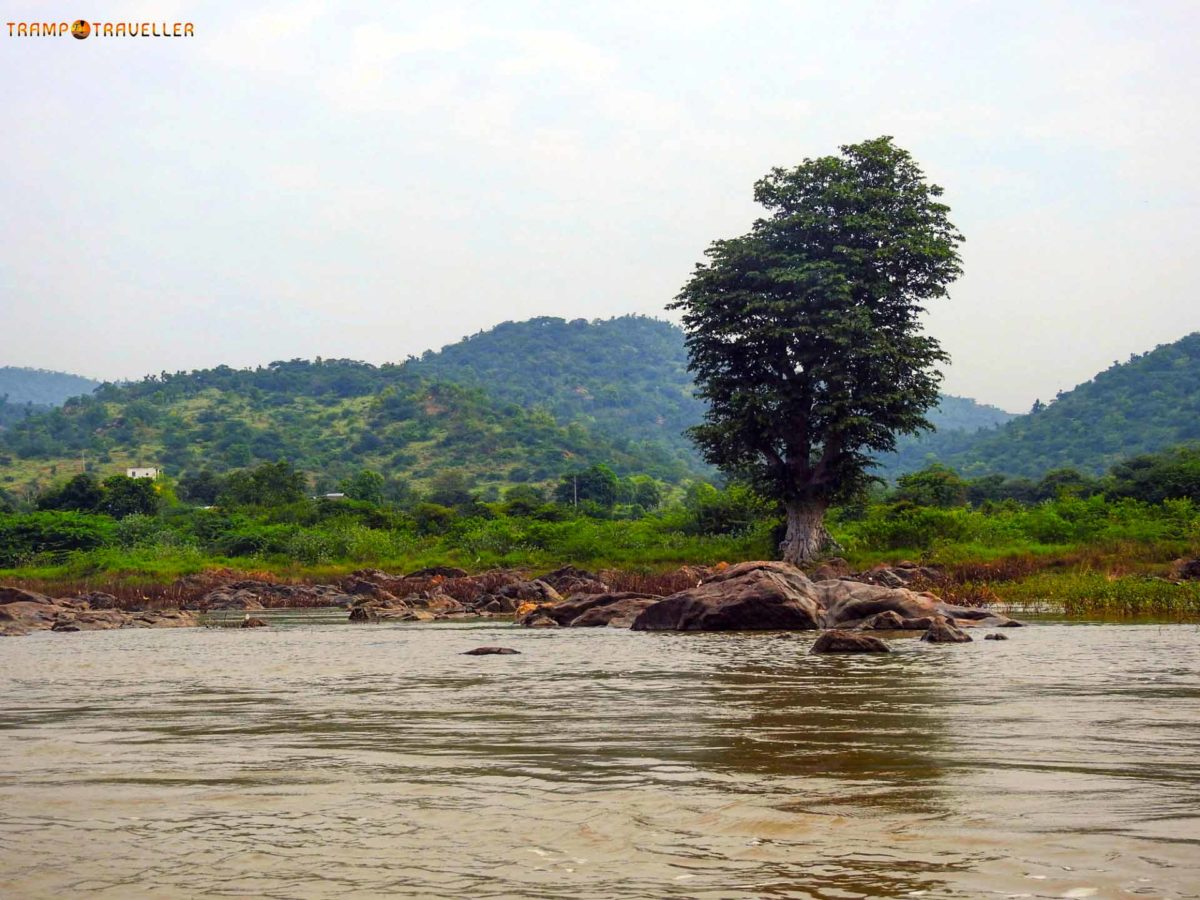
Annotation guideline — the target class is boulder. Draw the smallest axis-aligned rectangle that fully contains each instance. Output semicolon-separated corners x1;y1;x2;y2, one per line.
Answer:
570;597;661;628
626;561;1020;633
405;566;469;579
811;630;892;653
519;591;661;627
631;562;822;632
1169;558;1200;581
984;632;1009;641
0;587;54;606
462;646;521;655
525;615;558;628
921;616;973;643
536;565;610;596
348;606;380;624
70;591;119;610
497;579;563;605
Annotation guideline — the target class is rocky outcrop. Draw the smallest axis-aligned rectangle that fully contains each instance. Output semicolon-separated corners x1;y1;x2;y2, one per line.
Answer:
811;630;892;653
632;562;823;632
920;616;973;643
1;588;198;636
406;566;469;579
629;560;1019;633
536;566;610;596
520;592;662;628
191;581;355;611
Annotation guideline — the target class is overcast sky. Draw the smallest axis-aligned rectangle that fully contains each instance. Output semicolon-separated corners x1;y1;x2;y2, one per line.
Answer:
1;1;1197;411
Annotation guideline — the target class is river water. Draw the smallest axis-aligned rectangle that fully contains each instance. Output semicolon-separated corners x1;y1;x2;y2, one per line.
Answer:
1;613;1199;899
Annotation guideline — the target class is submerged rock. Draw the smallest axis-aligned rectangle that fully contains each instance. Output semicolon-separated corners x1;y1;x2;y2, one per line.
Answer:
811;630;892;653
921;616;973;643
462;646;521;655
241;617;269;628
984;632;1009;641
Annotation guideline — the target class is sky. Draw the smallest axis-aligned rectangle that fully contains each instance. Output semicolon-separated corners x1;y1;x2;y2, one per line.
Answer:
1;1;1197;412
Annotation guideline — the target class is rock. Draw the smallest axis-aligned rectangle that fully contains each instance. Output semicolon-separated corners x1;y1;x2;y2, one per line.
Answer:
632;561;822;632
191;581;356;611
525;615;558;628
70;591;119;610
536;565;610;596
921;616;973;643
497;579;563;605
0;588;198;635
570;596;662;628
519;592;661;627
462;646;521;655
808;557;851;581
859;610;907;630
999;619;1025;627
348;606;380;623
241;617;269;628
984;632;1009;641
1169;558;1200;581
127;610;198;629
0;587;55;606
424;592;465;614
405;566;469;579
811;630;892;653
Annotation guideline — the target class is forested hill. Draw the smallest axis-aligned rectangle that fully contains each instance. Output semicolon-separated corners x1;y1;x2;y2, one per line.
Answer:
403;315;1016;472
938;332;1200;477
404;316;705;467
0;360;696;495
0;367;100;405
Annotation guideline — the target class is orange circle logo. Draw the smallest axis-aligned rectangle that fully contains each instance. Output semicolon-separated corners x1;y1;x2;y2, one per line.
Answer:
71;19;91;39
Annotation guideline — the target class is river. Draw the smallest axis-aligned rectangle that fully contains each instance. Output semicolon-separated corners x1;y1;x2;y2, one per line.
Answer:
2;613;1198;898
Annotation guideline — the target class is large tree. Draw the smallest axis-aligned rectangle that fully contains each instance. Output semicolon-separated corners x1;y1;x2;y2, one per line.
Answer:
670;136;963;564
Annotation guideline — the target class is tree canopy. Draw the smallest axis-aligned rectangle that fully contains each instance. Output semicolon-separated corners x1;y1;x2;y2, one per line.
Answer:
671;136;963;563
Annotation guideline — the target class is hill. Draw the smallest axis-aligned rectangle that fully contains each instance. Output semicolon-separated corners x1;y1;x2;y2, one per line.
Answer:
0;360;695;495
404;316;706;468
940;332;1200;477
0;367;100;406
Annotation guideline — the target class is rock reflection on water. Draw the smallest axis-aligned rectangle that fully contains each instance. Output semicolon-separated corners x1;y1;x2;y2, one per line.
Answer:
1;615;1199;899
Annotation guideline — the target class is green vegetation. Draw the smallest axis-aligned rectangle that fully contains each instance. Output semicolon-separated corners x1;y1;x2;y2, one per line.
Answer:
672;136;963;563
2;446;1197;618
0;360;697;501
932;332;1200;477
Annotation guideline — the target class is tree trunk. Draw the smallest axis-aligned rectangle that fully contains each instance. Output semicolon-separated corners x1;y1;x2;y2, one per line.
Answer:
779;500;834;566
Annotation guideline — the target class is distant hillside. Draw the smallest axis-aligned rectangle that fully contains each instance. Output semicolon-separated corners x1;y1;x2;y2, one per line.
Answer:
0;367;99;406
940;332;1200;477
405;316;706;469
0;360;695;494
405;316;1016;477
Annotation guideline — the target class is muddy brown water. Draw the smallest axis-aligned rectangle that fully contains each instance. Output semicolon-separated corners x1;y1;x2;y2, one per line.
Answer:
1;612;1199;899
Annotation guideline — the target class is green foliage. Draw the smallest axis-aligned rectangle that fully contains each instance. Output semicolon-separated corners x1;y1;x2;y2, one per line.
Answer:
894;464;968;507
99;475;159;519
220;461;308;507
1108;445;1200;504
554;464;619;508
0;511;114;566
37;473;105;512
340;469;385;504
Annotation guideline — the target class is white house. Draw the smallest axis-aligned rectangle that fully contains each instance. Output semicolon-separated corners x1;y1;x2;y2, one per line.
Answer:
126;467;160;479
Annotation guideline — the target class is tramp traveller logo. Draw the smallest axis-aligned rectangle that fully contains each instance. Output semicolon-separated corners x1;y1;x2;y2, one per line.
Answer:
7;19;195;38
